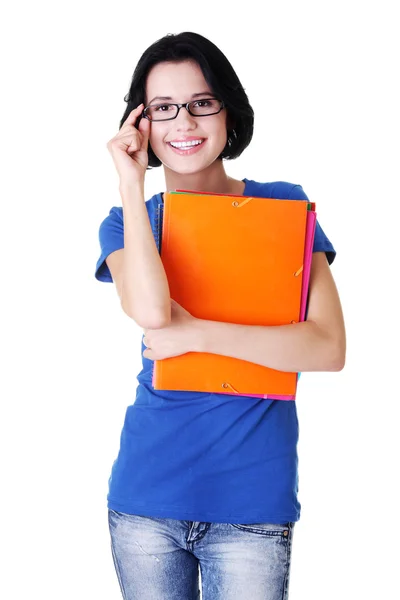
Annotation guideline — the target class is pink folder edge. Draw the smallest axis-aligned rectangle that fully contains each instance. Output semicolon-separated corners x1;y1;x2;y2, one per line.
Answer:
152;210;317;401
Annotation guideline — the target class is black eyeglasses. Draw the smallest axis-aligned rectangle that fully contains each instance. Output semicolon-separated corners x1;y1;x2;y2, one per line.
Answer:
142;98;225;122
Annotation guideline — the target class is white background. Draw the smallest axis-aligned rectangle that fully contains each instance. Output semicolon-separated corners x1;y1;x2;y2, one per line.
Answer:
1;1;398;598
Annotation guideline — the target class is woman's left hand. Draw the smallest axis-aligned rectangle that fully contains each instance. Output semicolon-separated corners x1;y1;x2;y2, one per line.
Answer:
142;299;202;360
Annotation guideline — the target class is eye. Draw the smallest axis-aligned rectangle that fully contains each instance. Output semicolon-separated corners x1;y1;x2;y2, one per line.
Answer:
193;99;213;108
154;103;174;112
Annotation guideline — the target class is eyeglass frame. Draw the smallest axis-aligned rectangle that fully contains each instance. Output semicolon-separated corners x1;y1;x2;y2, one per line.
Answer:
142;98;225;122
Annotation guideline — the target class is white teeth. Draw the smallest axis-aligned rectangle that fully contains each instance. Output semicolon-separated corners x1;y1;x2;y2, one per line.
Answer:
169;139;204;148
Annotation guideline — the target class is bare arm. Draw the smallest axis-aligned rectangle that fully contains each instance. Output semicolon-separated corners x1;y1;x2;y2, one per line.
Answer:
104;186;171;330
115;183;171;329
104;104;171;330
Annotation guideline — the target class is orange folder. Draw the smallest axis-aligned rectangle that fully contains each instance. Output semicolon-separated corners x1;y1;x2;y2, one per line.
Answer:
152;191;315;398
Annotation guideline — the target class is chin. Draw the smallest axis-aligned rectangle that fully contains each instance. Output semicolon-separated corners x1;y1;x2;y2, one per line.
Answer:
168;163;208;175
163;155;224;176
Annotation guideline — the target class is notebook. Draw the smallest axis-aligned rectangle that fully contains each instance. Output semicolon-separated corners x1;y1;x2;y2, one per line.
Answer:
152;190;316;399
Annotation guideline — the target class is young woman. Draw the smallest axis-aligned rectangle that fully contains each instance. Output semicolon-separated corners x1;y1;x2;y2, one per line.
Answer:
95;31;346;600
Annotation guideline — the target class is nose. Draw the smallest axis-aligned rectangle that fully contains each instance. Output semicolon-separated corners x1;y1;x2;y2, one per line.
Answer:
175;105;197;131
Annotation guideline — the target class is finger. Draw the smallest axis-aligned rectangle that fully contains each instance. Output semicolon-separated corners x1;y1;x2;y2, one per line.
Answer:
123;103;144;126
138;116;150;152
107;104;144;149
107;123;141;152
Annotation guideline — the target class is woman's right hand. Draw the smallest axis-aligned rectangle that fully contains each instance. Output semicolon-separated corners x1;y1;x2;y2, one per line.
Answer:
106;104;151;188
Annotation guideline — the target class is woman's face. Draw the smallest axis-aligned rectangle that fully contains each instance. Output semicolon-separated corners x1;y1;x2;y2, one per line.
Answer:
144;60;228;175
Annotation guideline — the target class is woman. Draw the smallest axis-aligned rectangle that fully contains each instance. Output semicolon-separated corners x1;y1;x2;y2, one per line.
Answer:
95;31;346;600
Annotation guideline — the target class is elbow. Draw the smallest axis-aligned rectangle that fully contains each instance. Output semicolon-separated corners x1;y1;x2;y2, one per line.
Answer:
147;312;172;329
330;358;345;372
328;340;346;372
312;323;346;372
121;301;171;329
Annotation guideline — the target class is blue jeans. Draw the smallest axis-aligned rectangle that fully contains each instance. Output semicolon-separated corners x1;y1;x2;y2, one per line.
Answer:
108;509;296;599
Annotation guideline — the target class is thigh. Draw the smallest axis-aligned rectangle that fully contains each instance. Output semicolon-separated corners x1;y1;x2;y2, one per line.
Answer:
198;521;295;600
108;509;200;600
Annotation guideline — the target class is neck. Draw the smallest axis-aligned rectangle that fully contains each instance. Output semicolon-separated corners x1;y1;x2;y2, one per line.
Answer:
163;161;245;196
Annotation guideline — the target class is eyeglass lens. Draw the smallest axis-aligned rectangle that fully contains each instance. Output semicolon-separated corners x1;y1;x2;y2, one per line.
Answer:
145;98;222;121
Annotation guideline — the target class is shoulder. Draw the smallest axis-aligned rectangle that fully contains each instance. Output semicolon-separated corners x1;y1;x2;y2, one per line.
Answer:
95;192;162;282
101;205;123;225
243;178;309;200
244;178;336;264
99;192;162;228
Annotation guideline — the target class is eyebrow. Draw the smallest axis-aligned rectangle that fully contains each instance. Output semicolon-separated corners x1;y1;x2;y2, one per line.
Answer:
147;92;214;105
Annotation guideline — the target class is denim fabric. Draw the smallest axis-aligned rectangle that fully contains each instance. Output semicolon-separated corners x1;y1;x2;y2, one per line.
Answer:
108;509;295;599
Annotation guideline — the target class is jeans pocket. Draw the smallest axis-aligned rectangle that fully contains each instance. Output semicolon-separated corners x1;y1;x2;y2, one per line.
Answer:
230;522;293;538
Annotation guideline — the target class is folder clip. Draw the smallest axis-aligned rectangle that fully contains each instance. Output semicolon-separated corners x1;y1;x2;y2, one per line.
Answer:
232;197;253;208
294;266;303;277
222;382;239;394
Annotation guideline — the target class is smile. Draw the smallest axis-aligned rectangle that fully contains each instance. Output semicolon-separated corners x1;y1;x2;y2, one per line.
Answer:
167;139;206;156
168;139;205;149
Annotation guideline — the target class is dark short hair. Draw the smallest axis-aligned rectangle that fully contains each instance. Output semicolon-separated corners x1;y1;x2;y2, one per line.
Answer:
120;32;254;168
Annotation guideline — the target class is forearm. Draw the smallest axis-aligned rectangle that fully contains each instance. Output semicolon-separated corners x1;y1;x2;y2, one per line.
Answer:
120;183;171;328
196;319;344;372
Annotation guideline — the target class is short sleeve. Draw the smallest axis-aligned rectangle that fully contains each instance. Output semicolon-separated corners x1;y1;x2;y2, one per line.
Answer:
288;184;336;265
313;220;336;265
94;207;124;282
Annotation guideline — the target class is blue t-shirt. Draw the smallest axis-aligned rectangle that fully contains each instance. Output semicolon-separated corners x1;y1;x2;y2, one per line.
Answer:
95;178;336;524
